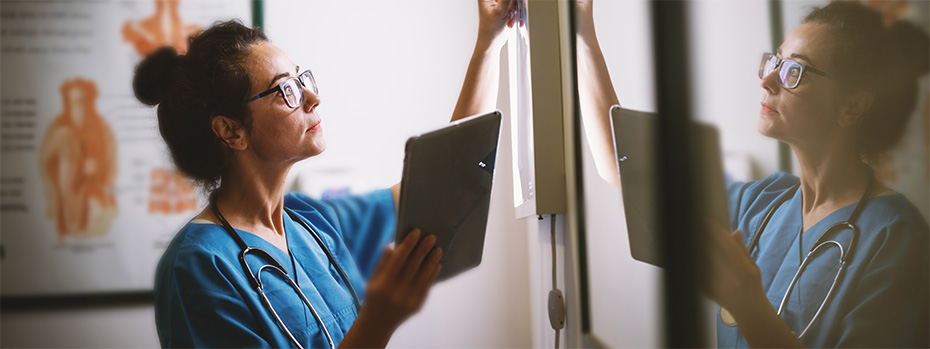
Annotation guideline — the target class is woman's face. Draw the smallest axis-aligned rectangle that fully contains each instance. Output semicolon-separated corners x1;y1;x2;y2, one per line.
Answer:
241;42;325;163
758;22;843;148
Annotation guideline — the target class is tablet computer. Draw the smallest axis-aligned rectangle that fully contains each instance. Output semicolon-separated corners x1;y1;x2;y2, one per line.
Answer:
395;111;502;281
609;106;728;267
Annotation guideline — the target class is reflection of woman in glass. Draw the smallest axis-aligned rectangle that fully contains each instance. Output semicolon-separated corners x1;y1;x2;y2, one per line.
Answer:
578;1;929;347
133;1;513;347
39;79;119;241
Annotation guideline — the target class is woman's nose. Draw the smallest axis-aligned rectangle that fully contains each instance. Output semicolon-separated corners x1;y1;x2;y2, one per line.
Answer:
302;85;320;112
760;69;781;95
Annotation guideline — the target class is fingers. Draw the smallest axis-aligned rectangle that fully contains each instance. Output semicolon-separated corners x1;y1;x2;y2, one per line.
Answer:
704;218;744;264
431;264;442;283
410;248;443;303
369;246;394;282
731;230;753;260
412;247;443;289
704;218;729;253
505;0;516;28
504;0;525;28
398;233;437;285
409;259;443;311
730;230;743;247
382;229;421;278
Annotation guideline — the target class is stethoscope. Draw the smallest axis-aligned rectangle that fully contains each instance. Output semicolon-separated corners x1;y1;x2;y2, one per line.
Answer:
210;193;360;349
719;176;874;340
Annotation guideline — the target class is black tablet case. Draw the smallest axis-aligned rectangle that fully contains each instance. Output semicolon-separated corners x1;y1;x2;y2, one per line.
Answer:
395;111;502;281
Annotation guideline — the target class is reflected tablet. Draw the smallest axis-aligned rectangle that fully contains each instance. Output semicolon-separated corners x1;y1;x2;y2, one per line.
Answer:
610;106;729;267
395;111;502;281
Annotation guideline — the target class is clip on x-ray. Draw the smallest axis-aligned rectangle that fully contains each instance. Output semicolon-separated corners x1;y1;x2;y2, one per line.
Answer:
395;111;502;281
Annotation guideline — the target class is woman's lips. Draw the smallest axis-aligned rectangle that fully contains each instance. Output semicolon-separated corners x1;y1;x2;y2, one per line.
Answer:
307;120;322;132
761;102;778;114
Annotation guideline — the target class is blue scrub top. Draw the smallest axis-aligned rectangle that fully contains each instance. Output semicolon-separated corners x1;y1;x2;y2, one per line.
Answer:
717;172;929;348
154;189;395;348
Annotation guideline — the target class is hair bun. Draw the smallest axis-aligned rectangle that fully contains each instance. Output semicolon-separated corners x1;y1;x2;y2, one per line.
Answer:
133;46;181;106
887;21;930;77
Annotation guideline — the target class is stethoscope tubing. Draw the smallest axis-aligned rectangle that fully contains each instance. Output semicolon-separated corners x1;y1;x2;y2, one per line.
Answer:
254;263;334;349
210;193;359;349
775;238;849;338
288;207;361;311
725;176;873;340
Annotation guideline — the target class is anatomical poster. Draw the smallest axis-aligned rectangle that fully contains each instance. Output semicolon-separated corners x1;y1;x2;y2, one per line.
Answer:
0;0;250;296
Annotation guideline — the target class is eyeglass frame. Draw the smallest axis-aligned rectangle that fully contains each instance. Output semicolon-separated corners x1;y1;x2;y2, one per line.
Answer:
759;52;835;89
246;69;318;108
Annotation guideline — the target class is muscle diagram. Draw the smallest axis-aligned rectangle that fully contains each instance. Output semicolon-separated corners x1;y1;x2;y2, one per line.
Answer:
148;168;199;214
39;79;119;242
122;0;201;56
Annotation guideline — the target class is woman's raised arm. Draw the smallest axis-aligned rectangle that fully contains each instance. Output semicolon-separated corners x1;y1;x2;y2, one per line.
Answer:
393;0;515;204
576;0;621;186
450;0;514;122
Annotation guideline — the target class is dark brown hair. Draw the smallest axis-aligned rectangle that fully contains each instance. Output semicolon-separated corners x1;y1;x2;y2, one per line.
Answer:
803;1;930;160
133;20;267;190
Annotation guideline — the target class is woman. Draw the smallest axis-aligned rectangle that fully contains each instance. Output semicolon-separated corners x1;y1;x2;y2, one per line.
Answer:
133;1;514;347
577;1;929;347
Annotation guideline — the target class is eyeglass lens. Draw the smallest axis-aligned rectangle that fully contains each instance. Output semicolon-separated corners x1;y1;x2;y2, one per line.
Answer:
281;79;302;108
281;71;319;108
759;53;802;89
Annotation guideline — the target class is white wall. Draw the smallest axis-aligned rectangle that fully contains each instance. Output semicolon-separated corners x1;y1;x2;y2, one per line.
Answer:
1;1;533;347
580;0;664;348
688;0;777;179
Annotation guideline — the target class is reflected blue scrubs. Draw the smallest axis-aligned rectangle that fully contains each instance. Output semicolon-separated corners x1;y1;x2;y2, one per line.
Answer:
718;172;929;348
154;189;395;348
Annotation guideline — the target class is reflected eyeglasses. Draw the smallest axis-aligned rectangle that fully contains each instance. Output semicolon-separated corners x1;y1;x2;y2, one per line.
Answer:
758;53;834;89
247;69;318;108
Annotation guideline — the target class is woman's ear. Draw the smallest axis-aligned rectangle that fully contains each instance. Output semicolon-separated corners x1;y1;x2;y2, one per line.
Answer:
838;91;874;127
211;115;248;151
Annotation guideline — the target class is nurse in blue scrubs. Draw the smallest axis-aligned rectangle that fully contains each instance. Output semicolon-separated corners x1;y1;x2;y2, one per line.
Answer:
132;1;516;347
576;1;929;347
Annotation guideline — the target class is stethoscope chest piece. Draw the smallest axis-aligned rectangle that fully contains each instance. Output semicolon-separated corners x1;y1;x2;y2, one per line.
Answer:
720;307;738;327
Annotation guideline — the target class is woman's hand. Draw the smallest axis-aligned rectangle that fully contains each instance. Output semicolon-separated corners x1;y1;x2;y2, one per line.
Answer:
576;0;596;44
341;229;441;348
365;229;442;324
477;0;518;51
701;221;765;317
700;222;805;348
451;0;518;122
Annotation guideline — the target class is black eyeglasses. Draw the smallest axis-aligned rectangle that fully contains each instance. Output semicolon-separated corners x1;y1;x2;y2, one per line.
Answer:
759;53;835;89
247;69;318;108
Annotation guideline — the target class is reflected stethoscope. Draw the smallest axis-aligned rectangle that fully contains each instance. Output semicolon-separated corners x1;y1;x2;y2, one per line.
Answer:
210;193;360;349
719;177;873;339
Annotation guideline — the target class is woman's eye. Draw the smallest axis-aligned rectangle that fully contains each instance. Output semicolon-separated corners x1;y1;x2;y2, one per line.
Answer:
789;67;800;76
